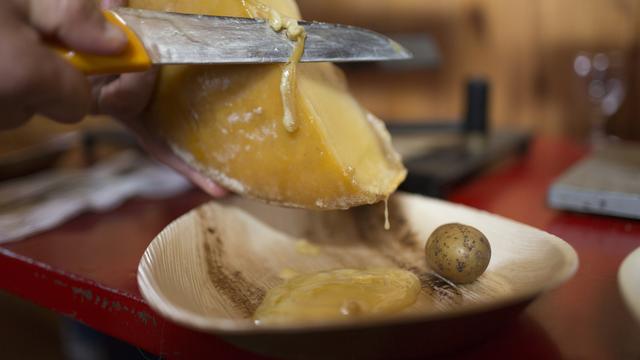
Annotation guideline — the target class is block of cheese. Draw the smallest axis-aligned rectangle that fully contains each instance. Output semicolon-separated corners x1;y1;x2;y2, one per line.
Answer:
130;0;406;209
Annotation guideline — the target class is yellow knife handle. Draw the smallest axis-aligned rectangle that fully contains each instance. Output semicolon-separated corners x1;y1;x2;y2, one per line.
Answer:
52;10;151;75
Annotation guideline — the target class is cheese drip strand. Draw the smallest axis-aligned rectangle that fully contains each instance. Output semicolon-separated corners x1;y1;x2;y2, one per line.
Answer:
243;0;306;132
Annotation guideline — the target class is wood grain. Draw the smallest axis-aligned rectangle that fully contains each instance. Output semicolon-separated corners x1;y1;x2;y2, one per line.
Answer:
297;0;640;139
137;192;577;339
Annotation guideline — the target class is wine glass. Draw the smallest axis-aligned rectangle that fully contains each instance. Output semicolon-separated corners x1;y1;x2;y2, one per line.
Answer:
573;51;626;146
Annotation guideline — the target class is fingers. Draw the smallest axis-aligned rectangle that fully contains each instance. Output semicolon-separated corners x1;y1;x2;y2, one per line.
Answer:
0;0;129;128
0;22;91;126
92;0;157;120
27;0;126;55
33;52;92;122
126;122;228;198
154;149;229;198
93;0;225;198
0;108;32;130
101;0;129;8
94;67;159;121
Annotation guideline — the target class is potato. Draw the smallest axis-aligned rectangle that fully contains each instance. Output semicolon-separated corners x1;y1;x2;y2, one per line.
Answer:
425;223;491;284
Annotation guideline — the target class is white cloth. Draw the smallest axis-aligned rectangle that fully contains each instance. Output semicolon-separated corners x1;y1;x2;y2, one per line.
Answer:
0;151;191;244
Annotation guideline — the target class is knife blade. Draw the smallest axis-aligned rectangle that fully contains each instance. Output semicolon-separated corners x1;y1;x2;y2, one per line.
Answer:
53;8;412;75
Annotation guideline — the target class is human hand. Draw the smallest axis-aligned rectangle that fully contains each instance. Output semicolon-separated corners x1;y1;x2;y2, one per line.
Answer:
95;0;227;198
0;0;226;197
0;0;127;129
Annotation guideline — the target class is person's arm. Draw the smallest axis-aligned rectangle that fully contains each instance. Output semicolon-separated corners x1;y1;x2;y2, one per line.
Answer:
0;0;226;197
0;0;126;129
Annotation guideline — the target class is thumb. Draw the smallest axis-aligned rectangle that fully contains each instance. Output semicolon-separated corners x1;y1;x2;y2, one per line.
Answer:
101;0;129;9
27;0;127;55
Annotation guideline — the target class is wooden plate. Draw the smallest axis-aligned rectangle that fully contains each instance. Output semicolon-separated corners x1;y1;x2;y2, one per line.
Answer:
619;246;640;324
138;192;578;359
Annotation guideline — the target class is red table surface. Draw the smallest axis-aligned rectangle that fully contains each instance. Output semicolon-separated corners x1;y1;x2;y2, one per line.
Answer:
1;137;639;359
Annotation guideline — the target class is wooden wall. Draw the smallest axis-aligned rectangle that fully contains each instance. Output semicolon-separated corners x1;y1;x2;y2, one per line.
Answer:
2;0;637;153
298;0;640;139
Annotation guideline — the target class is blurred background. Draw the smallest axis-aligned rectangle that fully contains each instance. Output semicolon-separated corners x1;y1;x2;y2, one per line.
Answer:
2;0;638;156
297;0;639;140
0;0;638;359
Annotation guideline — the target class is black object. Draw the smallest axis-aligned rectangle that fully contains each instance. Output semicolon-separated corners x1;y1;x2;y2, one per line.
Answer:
464;78;489;134
60;318;160;360
389;78;531;198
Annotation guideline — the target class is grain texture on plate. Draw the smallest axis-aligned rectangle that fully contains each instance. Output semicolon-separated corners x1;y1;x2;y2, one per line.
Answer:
138;192;578;358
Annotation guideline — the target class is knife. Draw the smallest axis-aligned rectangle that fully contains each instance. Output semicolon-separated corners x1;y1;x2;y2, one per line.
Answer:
53;8;411;75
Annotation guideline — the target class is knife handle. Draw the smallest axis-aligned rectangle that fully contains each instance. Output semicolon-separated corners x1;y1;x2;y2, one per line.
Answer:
51;10;152;75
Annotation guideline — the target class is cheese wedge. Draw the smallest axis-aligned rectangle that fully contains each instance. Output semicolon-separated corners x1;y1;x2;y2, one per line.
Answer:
129;0;406;209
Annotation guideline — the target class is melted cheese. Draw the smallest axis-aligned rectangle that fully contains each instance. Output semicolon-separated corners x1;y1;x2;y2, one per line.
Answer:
254;268;421;325
294;239;320;255
384;197;390;230
129;0;406;210
242;0;306;132
278;33;305;132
